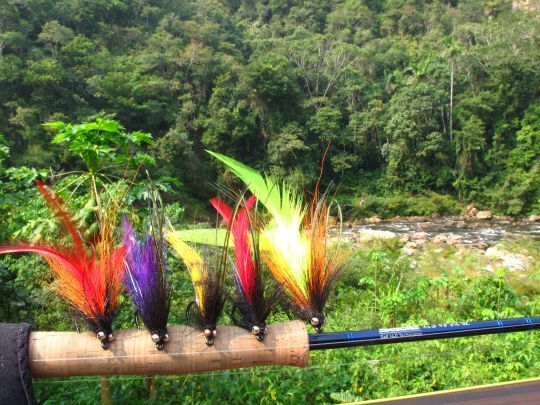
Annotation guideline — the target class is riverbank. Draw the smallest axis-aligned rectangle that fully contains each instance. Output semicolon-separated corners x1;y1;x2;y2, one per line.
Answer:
332;213;540;275
339;213;540;245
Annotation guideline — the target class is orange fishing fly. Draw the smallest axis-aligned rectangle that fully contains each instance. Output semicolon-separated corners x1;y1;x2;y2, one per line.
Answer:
0;181;125;349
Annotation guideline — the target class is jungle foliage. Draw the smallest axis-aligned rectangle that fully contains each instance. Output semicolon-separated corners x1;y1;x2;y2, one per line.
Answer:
0;0;539;215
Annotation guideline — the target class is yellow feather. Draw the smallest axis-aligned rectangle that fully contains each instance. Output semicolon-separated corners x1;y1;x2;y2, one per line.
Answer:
262;225;310;299
166;230;206;312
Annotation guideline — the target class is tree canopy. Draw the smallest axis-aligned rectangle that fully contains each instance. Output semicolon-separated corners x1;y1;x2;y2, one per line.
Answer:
0;0;539;214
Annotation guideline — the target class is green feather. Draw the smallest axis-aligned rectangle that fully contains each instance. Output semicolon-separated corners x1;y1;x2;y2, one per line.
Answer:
206;150;305;228
168;229;229;246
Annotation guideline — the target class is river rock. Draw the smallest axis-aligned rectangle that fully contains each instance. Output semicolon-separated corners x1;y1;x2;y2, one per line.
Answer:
467;204;478;217
469;207;479;217
485;246;530;271
456;221;467;229
358;229;398;242
403;247;415;256
415;239;427;247
471;242;489;250
476;210;493;220
366;215;382;224
444;219;457;227
404;241;418;249
483;264;496;273
447;234;464;245
529;214;540;222
485;246;505;259
408;216;430;222
410;231;429;240
432;234;448;244
501;254;529;271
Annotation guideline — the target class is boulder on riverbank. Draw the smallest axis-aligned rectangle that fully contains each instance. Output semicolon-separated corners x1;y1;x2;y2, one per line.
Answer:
432;234;447;244
485;246;531;272
409;231;429;240
467;204;478;217
366;215;382;224
447;234;464;245
476;210;493;220
471;242;489;251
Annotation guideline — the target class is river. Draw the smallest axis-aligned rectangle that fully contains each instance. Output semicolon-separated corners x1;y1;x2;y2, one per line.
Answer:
341;217;540;246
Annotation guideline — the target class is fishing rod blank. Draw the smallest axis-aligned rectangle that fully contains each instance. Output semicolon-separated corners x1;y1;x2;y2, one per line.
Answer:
309;317;540;350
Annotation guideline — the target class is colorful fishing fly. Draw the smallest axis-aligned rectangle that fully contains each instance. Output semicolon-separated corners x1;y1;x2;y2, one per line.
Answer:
210;195;279;341
123;193;170;350
207;151;348;332
0;181;125;349
166;231;225;345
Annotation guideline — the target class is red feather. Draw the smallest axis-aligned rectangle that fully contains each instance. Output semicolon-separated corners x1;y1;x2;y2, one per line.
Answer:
210;196;256;302
35;180;86;260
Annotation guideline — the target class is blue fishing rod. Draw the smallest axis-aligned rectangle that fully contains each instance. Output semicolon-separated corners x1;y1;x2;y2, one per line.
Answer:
309;317;540;350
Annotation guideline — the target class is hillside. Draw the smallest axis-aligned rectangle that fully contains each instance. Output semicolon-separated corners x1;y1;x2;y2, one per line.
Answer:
0;0;539;216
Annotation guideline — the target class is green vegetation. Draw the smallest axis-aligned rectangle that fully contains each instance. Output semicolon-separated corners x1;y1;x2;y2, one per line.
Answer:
27;240;540;403
344;191;462;219
0;0;539;214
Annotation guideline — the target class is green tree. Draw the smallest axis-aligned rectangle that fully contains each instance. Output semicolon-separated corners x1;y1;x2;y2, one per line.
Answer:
454;114;486;178
383;83;451;191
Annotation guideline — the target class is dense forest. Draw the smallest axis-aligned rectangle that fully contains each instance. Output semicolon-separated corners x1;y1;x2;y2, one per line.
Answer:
0;0;539;216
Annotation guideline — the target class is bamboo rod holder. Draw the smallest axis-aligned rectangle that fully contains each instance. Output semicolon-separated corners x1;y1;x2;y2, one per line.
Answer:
29;321;309;378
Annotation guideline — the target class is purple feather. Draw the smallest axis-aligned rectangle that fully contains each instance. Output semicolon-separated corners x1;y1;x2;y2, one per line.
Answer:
122;215;170;348
123;216;155;319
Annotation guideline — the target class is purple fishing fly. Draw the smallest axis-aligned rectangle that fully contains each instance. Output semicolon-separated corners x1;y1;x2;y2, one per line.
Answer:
123;196;170;350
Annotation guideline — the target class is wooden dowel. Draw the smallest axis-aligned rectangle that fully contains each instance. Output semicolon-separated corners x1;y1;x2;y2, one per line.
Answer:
29;321;309;378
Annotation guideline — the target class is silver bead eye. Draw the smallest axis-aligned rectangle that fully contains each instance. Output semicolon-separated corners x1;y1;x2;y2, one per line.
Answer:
163;333;170;342
263;327;269;335
108;334;114;342
151;333;160;343
97;331;106;341
204;329;212;337
212;329;217;337
252;325;261;335
310;317;320;327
